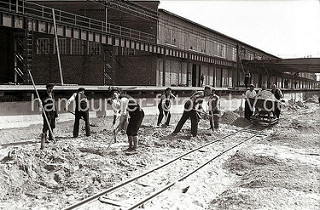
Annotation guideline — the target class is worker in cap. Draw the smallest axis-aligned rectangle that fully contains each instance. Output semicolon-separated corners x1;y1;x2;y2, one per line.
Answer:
244;84;257;120
107;88;129;141
157;87;176;127
40;83;58;143
66;87;90;137
171;90;205;137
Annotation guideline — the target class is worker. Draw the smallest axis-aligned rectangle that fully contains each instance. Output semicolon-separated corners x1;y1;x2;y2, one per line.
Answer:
171;90;205;137
124;95;144;151
271;84;283;119
66;87;90;138
244;84;257;120
157;87;176;127
205;86;221;131
40;83;58;143
244;71;251;89
200;73;205;86
108;88;129;139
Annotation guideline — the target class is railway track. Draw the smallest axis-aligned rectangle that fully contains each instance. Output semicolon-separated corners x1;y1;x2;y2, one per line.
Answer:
64;125;267;210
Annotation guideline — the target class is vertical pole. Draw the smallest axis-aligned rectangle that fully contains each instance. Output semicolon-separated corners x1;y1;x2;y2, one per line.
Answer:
103;51;106;85
15;0;18;13
162;56;166;86
14;39;17;83
52;8;64;85
27;70;56;147
236;44;239;86
105;5;108;32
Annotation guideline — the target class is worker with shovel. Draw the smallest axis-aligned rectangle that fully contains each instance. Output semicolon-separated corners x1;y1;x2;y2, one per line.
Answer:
171;90;205;137
157;87;176;127
107;88;129;143
205;86;221;131
66;87;90;138
40;83;58;143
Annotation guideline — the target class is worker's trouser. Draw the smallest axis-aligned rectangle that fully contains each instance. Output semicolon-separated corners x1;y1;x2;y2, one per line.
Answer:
42;111;57;140
73;110;90;137
244;100;254;120
173;110;199;137
157;104;171;126
209;110;220;130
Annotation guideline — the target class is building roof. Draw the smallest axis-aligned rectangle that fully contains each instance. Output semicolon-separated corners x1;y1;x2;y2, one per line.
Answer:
243;58;320;73
158;9;279;60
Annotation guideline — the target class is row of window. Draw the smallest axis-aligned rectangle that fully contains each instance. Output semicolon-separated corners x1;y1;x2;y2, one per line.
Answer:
36;38;136;56
36;38;102;55
159;22;265;61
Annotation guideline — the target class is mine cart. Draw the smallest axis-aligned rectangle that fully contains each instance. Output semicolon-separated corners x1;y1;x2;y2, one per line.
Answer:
249;98;279;125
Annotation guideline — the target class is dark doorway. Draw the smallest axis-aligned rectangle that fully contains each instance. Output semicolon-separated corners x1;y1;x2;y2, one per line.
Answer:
0;28;14;84
198;65;202;87
192;64;197;87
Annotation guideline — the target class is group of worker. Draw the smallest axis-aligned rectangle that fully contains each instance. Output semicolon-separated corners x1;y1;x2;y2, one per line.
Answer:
39;84;221;151
40;82;286;151
244;83;284;120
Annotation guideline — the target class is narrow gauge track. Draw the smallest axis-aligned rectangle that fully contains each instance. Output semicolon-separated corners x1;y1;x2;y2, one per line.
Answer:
64;126;266;210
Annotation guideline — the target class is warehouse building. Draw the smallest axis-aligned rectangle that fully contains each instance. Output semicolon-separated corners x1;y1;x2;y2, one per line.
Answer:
0;0;318;88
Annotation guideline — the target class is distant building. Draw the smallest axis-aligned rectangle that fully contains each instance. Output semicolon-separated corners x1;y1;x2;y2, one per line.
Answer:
0;0;318;89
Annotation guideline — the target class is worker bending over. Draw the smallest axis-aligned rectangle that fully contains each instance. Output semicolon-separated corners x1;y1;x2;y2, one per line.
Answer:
157;87;176;127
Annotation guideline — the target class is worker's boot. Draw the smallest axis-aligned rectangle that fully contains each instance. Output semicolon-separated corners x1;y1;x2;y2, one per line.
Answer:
132;136;138;151
126;136;133;151
40;133;45;150
48;131;53;141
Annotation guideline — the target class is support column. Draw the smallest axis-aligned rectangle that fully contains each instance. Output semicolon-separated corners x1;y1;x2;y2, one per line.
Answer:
162;56;166;86
187;61;192;87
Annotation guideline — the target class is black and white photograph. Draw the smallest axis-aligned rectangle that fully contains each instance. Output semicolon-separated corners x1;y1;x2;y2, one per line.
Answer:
0;0;319;209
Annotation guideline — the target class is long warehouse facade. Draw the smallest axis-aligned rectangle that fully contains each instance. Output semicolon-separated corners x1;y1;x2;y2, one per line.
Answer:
0;0;318;89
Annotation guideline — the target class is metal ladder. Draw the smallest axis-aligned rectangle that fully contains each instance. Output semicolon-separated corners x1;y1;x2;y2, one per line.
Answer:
25;17;33;83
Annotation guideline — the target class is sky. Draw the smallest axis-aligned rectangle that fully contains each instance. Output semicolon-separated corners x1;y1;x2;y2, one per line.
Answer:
158;0;320;59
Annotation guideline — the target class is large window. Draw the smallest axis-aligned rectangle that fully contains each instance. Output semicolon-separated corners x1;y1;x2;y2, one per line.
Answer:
36;38;51;54
71;39;85;55
232;47;237;61
88;42;101;55
54;38;67;55
121;47;135;56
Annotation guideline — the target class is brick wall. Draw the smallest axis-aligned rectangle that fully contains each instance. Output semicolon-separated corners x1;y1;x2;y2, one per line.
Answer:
32;55;104;85
115;54;157;86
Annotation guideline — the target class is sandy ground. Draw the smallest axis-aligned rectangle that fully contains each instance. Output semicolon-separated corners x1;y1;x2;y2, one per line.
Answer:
0;98;319;210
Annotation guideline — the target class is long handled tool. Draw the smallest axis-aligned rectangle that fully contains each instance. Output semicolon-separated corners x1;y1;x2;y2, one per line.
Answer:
27;71;56;150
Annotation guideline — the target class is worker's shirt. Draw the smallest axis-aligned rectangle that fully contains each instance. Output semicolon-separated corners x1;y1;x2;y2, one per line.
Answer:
67;92;88;111
184;91;204;111
271;88;283;100
208;94;220;112
110;98;121;115
159;93;176;109
41;91;56;113
119;97;129;115
245;90;257;99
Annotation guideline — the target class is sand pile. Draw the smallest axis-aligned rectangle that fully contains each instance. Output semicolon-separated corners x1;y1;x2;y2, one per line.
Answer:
304;95;319;103
231;117;251;128
286;100;309;111
221;111;240;124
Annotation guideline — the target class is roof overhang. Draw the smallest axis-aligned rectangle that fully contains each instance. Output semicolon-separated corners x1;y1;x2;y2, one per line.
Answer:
243;58;320;73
